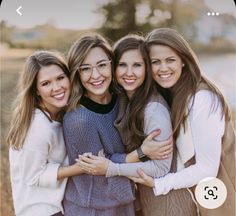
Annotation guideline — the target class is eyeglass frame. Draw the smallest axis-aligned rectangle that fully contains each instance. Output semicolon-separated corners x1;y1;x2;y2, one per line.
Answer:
77;60;112;76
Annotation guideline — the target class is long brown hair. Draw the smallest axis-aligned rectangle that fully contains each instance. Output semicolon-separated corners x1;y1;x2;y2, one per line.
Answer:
67;33;114;111
146;28;230;139
113;34;154;152
6;50;70;150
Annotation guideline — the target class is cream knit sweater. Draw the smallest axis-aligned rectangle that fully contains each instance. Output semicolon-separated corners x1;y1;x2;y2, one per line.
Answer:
9;109;68;216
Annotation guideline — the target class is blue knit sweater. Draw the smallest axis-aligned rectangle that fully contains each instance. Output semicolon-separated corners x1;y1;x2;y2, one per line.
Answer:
63;96;135;210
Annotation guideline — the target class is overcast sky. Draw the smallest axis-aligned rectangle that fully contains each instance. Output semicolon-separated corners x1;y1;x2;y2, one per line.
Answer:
0;0;108;29
0;0;235;30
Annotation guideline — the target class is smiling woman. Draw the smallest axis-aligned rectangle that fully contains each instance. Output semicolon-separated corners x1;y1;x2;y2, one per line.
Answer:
150;44;183;89
7;50;85;216
131;28;235;216
36;64;70;120
63;34;135;216
77;46;112;103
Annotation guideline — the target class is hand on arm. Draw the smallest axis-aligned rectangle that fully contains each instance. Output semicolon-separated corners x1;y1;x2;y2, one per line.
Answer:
141;133;173;160
125;130;173;163
76;154;110;175
129;168;155;187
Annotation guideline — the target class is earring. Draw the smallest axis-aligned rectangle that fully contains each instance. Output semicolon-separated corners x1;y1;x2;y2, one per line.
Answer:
182;63;185;67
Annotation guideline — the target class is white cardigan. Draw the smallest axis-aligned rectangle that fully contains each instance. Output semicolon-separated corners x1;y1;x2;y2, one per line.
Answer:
153;90;225;195
9;109;68;216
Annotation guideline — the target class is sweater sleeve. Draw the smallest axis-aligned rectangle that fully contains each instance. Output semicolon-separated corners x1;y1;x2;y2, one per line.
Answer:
109;153;127;163
153;91;224;196
20;117;60;188
106;102;172;178
20;149;60;188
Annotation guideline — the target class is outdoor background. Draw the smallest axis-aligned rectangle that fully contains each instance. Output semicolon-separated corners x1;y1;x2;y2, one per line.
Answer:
1;0;235;215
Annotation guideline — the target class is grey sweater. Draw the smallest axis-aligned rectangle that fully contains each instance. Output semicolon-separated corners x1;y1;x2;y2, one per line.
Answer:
63;96;135;211
107;93;172;178
107;93;173;216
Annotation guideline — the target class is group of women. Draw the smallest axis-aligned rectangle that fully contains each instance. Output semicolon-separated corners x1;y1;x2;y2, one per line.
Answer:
7;28;235;216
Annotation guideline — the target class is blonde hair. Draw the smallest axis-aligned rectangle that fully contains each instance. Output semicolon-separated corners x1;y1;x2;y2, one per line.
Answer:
67;33;114;111
6;50;70;150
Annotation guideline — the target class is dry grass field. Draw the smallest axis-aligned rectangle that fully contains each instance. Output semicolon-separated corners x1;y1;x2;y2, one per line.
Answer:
1;48;35;216
1;49;235;216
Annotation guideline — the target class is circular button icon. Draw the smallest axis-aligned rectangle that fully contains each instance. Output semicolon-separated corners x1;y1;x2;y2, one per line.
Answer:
195;177;227;209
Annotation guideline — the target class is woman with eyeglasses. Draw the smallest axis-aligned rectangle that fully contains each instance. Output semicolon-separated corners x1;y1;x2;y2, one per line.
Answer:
63;34;136;216
76;34;184;216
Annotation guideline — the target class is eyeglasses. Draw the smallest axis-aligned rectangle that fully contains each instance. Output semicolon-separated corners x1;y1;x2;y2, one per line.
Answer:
78;60;111;76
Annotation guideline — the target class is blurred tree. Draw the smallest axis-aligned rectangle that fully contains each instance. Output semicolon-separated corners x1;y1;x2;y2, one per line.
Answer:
97;0;206;42
98;0;141;42
0;20;15;46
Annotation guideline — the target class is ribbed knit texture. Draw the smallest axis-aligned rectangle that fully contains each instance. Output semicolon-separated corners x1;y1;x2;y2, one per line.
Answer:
63;97;135;213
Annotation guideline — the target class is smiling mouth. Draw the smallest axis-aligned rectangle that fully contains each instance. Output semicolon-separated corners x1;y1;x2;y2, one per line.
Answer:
158;73;172;79
91;80;104;86
52;92;65;100
123;78;136;84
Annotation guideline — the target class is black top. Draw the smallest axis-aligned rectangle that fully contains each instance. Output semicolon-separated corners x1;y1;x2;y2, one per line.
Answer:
80;94;117;114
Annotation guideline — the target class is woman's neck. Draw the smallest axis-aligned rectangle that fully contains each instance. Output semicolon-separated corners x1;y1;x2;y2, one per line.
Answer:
86;91;112;104
126;92;133;100
38;103;61;121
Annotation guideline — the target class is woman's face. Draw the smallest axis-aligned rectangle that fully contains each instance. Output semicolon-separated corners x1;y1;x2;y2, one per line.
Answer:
79;47;112;102
150;44;183;89
115;49;145;98
36;65;70;115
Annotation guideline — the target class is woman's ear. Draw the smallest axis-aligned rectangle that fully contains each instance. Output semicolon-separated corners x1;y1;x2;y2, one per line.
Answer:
36;91;41;99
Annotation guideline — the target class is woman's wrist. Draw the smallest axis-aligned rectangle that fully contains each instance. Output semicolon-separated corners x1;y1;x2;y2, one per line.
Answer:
125;150;139;163
57;164;83;180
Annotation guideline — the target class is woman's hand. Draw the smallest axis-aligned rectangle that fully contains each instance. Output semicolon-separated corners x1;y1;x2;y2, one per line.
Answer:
76;154;110;175
141;130;173;160
129;168;155;188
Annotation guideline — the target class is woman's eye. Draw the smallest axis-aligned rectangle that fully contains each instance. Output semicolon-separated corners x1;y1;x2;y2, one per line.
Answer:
58;75;65;80
133;63;142;67
167;58;175;63
118;63;126;67
151;60;160;65
97;63;106;69
42;82;49;86
81;67;91;72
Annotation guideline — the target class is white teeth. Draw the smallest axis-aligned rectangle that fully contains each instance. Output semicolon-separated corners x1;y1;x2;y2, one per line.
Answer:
53;93;65;99
124;79;135;84
159;74;171;78
92;80;103;86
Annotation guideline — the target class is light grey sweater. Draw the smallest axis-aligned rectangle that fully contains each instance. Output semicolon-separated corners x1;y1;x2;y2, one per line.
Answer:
107;93;172;178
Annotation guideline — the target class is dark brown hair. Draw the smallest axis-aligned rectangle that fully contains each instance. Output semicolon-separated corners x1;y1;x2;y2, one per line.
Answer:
113;34;154;152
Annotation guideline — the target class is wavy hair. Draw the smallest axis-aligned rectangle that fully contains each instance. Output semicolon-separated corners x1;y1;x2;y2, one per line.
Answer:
113;34;154;152
146;28;230;138
67;34;114;111
6;50;70;150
